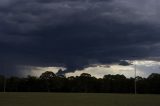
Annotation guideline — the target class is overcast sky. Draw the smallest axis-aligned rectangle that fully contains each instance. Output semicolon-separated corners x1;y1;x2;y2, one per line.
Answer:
0;0;160;77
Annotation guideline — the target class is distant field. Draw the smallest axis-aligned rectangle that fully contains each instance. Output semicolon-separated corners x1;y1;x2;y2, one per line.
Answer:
0;93;160;106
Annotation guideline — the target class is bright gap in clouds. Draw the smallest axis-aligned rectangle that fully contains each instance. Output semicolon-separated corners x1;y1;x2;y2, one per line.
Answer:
18;66;66;77
19;60;160;78
66;61;160;78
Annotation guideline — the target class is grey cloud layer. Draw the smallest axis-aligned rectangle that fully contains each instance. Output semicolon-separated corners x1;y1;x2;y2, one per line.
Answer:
0;0;160;75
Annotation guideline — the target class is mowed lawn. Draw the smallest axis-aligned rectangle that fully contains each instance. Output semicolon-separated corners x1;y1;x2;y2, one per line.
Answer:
0;93;160;106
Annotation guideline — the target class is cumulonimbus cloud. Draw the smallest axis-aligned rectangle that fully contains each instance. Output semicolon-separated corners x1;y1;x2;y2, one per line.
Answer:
0;0;160;75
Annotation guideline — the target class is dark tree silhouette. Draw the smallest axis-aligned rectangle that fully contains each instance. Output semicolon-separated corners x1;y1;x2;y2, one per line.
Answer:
40;71;56;80
1;72;160;94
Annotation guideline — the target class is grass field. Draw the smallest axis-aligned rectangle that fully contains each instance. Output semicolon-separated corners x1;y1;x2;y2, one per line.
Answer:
0;93;160;106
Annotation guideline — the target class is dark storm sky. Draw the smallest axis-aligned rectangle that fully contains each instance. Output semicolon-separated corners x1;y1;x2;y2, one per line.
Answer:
1;0;160;75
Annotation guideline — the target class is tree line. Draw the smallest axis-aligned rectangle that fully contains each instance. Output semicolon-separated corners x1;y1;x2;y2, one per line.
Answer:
0;71;160;94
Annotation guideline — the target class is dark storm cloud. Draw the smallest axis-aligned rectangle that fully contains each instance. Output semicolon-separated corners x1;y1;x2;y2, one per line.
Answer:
1;0;160;75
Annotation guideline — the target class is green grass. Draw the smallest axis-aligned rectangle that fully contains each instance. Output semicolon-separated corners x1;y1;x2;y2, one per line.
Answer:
0;93;160;106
